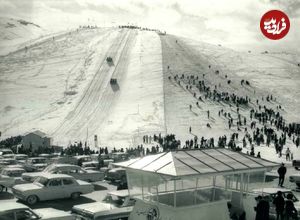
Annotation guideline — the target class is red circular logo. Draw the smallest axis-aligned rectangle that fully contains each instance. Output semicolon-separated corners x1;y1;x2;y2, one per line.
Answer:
260;10;290;40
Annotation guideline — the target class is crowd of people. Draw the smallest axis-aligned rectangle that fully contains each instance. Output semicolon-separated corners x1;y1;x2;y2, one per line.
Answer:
255;191;297;220
171;74;250;107
165;60;300;163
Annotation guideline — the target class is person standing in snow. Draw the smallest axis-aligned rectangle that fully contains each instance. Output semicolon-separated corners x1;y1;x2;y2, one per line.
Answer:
273;191;284;220
255;196;269;220
285;193;298;220
277;163;287;187
286;148;291;161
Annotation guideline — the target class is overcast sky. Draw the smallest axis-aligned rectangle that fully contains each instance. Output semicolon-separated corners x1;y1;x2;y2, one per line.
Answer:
1;0;299;52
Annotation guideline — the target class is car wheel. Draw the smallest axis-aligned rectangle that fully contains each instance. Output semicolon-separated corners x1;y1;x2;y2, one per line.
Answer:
71;192;81;200
26;195;38;205
296;183;300;188
0;185;4;193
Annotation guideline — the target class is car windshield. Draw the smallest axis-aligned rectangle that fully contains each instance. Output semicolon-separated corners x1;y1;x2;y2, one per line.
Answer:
103;195;125;207
31;158;46;164
34;176;49;186
16;155;27;160
43;164;55;172
0;150;13;155
82;157;92;162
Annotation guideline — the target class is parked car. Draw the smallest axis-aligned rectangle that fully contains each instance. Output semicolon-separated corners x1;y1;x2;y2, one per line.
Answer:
39;154;58;160
13;173;94;205
73;155;98;168
289;174;300;187
72;190;136;220
22;164;104;182
1;167;26;185
0;149;14;159
50;156;77;165
111;152;129;162
0;172;15;192
24;157;48;172
0;201;75;220
252;188;300;218
14;154;28;164
293;160;300;170
0;158;17;171
105;168;126;183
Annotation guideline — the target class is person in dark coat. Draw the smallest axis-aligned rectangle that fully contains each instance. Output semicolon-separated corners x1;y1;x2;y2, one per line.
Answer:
255;195;270;220
273;191;284;220
277;163;287;187
285;193;297;220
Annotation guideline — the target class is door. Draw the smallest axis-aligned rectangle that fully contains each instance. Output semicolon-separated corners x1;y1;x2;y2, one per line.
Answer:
44;178;65;200
62;178;77;197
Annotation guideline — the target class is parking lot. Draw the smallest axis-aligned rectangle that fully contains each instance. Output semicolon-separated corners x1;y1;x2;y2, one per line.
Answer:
1;164;300;212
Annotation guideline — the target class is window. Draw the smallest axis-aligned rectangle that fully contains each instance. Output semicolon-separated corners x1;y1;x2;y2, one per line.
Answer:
78;169;86;174
63;179;74;185
48;179;62;187
0;212;14;220
16;210;39;220
35;177;49;186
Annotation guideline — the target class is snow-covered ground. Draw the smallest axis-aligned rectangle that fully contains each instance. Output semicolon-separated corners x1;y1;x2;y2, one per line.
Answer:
0;27;165;148
160;34;300;162
1;24;300;162
0;17;45;56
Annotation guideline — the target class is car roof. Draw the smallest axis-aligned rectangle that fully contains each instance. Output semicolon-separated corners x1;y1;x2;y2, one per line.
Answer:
2;167;25;171
29;157;45;160
51;163;80;168
0;201;29;213
253;188;292;194
0;149;13;152
73;202;112;214
39;173;74;179
111;167;126;171
74;155;91;159
15;154;28;157
108;190;130;197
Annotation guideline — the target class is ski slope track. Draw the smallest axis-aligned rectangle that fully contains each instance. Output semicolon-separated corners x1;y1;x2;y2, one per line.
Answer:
52;29;134;143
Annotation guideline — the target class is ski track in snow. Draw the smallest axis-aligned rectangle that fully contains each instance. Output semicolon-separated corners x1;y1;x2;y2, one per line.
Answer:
52;29;132;141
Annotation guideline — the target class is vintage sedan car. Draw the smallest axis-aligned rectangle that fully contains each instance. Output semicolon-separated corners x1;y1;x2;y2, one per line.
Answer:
105;168;127;183
12;173;94;205
1;167;26;185
24;157;48;172
253;188;300;218
0;158;18;171
0;201;75;220
293;160;300;170
74;155;98;168
14;154;28;164
22;164;104;182
50;156;77;165
0;172;15;192
0;149;14;159
289;174;300;187
72;190;136;220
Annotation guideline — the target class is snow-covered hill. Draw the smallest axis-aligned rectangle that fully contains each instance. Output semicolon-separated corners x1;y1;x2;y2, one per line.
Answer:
0;25;299;160
0;17;46;56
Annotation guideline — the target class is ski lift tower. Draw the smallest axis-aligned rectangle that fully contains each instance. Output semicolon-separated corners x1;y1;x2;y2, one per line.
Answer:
115;148;279;220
